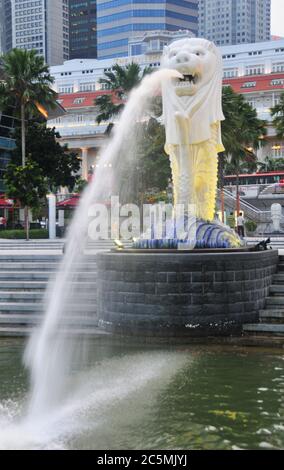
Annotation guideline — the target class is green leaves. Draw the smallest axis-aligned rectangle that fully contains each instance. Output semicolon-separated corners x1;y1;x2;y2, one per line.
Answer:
4;160;48;209
95;62;151;124
10;122;81;193
221;86;267;176
271;92;284;139
0;48;57;118
258;156;284;172
137;118;171;195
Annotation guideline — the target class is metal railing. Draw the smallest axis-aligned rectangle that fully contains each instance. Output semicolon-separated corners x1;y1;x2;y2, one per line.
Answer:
217;188;272;223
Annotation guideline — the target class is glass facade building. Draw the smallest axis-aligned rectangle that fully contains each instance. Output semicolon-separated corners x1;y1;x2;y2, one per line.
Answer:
199;0;271;46
0;112;16;194
69;0;97;59
0;0;12;54
97;0;198;59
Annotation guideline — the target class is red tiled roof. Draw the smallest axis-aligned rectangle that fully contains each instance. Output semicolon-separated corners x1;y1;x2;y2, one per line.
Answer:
223;73;284;93
57;72;284;111
57;90;121;109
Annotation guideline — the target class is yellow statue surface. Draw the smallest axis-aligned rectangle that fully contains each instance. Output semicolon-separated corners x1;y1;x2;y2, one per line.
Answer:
161;38;225;221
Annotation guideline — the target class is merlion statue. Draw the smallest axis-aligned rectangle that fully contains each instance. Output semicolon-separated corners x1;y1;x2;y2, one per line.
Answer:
161;38;224;221
133;38;242;249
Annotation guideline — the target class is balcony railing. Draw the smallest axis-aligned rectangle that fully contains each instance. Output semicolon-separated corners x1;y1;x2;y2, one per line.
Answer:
0;136;16;150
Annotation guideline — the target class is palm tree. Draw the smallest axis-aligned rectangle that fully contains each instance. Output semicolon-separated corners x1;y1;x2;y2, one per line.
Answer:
221;86;267;213
95;62;151;124
258;156;284;172
0;48;57;239
271;92;284;138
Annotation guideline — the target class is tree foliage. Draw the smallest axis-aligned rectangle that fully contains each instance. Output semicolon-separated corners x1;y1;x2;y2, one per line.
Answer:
137;118;171;194
271;92;284;138
4;160;48;209
0;48;59;238
95;62;151;124
221;86;267;176
258;156;284;172
11;122;80;191
0;48;57;118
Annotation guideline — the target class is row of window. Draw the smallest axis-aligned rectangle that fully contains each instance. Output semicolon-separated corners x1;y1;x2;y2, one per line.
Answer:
98;10;197;25
58;71;284;96
98;0;198;10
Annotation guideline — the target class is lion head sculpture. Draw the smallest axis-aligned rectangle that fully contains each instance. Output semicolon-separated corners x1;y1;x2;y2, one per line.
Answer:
161;38;224;148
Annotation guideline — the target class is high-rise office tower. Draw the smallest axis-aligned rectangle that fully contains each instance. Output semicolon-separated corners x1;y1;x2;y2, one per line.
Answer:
199;0;271;46
0;0;5;54
11;0;69;65
69;0;97;59
96;0;199;59
0;0;12;54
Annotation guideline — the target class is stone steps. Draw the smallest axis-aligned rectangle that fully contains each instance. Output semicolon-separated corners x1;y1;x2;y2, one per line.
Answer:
259;310;284;323
0;314;99;326
0;255;62;262
0;291;44;301
243;254;284;342
0;325;108;337
275;263;284;272
0;240;132;250
266;297;284;306
243;323;284;336
0;271;97;281
0;290;97;301
0;240;132;335
269;284;284;294
0;301;97;314
0;281;48;291
272;273;284;284
0;271;55;280
0;262;61;271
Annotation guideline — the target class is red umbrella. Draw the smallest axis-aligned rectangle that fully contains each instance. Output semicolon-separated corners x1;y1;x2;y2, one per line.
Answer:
0;197;13;209
56;196;80;209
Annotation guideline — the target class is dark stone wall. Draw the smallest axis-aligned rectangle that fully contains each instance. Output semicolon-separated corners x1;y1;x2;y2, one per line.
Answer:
97;250;278;338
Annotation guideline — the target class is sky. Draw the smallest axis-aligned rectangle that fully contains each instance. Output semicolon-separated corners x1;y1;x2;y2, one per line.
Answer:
271;0;284;36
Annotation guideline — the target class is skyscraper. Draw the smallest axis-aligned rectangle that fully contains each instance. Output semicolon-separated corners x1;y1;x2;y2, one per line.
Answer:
10;0;69;65
199;0;271;46
69;0;97;59
96;0;199;59
0;0;12;54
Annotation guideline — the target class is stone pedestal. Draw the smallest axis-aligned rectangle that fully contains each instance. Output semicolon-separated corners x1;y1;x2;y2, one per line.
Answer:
97;250;278;338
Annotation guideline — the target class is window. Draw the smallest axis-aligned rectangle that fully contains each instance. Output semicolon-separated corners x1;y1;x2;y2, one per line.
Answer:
271;79;284;86
79;83;96;92
73;97;86;105
223;68;238;78
241;81;257;89
58;85;74;94
272;63;284;73
245;65;264;76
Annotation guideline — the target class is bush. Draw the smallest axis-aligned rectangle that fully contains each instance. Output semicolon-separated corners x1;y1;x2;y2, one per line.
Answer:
0;229;49;239
245;220;257;233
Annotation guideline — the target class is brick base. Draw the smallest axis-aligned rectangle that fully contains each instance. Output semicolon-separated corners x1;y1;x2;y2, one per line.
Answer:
97;250;278;338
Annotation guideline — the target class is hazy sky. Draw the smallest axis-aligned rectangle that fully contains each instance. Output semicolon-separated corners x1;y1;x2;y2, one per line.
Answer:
271;0;284;36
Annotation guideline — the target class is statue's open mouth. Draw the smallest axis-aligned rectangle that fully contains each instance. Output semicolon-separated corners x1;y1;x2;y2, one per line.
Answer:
179;74;196;84
174;73;199;91
174;72;199;96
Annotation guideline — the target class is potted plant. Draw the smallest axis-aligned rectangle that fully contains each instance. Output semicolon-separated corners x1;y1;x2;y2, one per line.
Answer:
245;220;257;235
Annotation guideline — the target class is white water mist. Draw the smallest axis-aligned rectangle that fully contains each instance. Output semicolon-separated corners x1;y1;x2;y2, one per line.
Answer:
23;69;181;418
